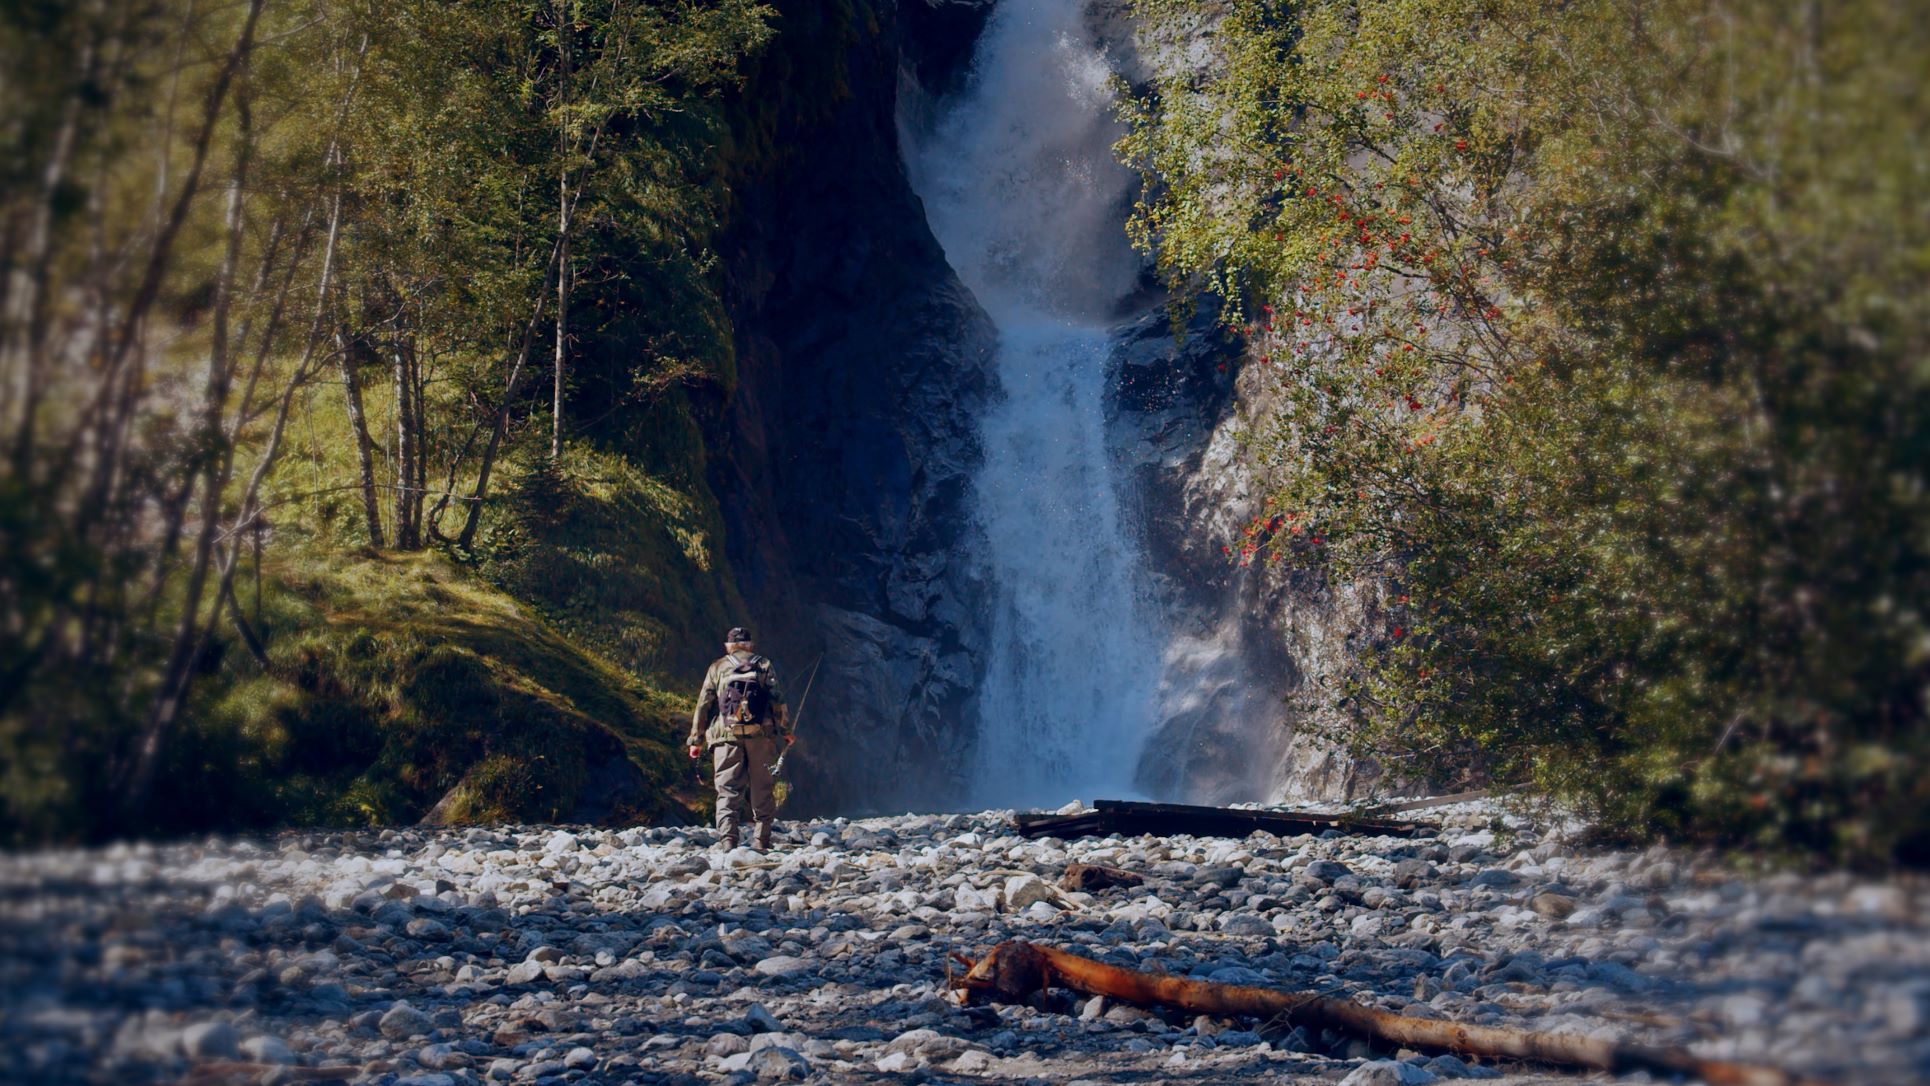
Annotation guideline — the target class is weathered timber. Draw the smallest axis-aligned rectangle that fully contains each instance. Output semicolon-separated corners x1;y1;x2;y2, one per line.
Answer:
1013;799;1428;840
1060;862;1144;892
950;941;1823;1086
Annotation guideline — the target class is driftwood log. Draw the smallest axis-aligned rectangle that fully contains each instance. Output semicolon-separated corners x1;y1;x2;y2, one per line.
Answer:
950;941;1823;1086
1060;862;1144;892
1013;799;1428;841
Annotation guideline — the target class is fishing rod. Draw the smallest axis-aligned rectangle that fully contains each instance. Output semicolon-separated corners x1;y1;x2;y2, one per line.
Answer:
769;653;822;780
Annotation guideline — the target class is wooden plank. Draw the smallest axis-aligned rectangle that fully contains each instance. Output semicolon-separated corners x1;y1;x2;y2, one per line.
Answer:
1011;799;1431;840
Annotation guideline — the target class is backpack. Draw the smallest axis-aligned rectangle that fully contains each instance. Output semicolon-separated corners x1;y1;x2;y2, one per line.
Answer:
717;655;772;728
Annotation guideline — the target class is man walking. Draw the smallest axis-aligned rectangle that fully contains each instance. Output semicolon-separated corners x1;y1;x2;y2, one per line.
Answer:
688;627;791;850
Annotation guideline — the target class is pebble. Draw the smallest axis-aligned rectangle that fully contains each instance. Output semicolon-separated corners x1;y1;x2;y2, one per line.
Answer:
239;1034;294;1064
1306;859;1353;883
752;955;814;978
749;1046;809;1080
378;1001;434;1040
1343;1059;1440;1085
180;1021;240;1060
1004;873;1056;910
744;1004;784;1034
1529;891;1576;919
0;800;1918;1085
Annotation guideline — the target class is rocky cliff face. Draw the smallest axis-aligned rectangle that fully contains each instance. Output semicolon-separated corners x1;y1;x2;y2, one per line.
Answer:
1087;0;1378;805
708;0;997;814
1103;306;1377;806
709;0;1367;814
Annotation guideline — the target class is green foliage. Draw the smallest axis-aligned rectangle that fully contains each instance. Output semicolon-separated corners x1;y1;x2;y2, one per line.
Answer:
336;0;772;411
479;443;743;681
1122;0;1930;865
1;0;771;842
133;547;694;839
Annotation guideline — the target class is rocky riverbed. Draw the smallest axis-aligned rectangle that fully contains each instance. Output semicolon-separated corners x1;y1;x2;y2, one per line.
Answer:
1;802;1923;1085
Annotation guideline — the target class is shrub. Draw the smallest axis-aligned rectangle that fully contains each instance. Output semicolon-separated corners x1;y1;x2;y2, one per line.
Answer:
1121;0;1930;865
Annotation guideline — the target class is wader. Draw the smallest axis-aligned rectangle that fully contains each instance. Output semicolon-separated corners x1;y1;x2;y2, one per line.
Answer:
713;732;778;850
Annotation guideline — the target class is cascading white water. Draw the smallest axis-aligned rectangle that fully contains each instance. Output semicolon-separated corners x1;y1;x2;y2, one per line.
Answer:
906;0;1166;808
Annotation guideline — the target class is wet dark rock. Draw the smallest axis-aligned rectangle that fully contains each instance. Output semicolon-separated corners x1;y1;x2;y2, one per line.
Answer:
713;0;996;816
900;0;998;98
1394;859;1437;889
1306;859;1352;884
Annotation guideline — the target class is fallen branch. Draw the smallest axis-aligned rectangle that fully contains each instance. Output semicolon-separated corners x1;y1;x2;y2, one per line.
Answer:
949;941;1822;1086
1014;799;1428;841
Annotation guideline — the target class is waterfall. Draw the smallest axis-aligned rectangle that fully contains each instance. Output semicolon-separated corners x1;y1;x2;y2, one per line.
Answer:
905;0;1166;808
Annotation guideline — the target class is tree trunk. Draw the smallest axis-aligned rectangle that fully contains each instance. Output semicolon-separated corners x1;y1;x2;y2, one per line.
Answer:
391;337;419;548
5;0;102;476
552;206;569;461
551;0;572;462
123;38;260;813
456;341;529;551
68;0;262;531
190;152;349;730
413;348;428;541
339;330;385;548
426;420;481;541
456;234;565;550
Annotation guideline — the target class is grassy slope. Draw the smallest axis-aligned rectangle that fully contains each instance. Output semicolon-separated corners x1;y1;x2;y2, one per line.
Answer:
145;377;740;835
105;0;868;838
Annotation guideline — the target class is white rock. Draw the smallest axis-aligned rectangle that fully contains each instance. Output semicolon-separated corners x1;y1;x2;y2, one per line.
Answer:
722;847;767;869
888;1028;969;1061
1846;884;1909;919
180;1021;240;1060
749;1046;810;1080
952;1050;999;1073
954;886;997;912
753;955;815;978
238;1035;293;1064
1341;1059;1440;1086
378;1001;434;1040
1003;874;1055;911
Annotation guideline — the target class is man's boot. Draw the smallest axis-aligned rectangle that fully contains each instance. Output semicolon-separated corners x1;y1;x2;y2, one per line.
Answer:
753;824;772;852
718;829;738;850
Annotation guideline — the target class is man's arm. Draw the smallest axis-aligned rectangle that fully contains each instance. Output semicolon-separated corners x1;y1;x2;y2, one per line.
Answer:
687;664;718;750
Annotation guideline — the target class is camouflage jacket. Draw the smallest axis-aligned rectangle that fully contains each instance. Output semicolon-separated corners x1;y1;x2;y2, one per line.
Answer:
687;651;788;748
